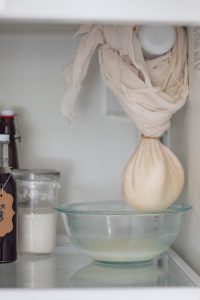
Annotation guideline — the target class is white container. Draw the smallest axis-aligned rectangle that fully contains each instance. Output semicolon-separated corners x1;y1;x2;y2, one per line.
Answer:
13;169;60;255
138;25;176;58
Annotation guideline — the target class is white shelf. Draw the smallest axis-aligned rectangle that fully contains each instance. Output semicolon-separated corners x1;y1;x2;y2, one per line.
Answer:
0;0;200;25
0;245;200;299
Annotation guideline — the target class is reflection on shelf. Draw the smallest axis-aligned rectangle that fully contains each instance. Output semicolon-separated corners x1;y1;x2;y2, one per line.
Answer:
0;246;197;288
69;259;167;287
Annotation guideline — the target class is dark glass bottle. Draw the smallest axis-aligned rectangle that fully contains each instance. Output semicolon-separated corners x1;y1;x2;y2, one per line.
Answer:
0;134;17;263
0;110;19;169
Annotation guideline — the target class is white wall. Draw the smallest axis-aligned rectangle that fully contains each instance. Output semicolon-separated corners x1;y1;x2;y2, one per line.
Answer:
171;27;200;275
0;24;139;234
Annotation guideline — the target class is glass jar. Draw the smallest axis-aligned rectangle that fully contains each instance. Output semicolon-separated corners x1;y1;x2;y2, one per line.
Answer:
12;169;60;255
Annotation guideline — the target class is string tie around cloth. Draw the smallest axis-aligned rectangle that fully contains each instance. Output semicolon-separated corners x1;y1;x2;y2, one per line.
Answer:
61;25;188;138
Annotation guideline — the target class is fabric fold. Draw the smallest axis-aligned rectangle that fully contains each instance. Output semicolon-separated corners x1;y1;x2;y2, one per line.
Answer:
61;26;103;122
61;25;188;137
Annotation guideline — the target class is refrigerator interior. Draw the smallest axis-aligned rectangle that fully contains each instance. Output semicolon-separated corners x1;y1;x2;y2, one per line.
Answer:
0;23;198;274
1;246;200;288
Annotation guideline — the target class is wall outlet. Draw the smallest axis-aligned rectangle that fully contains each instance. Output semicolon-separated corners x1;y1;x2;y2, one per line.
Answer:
105;88;128;118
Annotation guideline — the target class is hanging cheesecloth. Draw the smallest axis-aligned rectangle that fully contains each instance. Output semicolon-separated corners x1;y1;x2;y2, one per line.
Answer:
61;25;188;211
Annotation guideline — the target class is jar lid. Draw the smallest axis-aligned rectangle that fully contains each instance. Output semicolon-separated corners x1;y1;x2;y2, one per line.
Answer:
12;169;60;181
138;25;176;58
0;109;15;118
0;134;10;142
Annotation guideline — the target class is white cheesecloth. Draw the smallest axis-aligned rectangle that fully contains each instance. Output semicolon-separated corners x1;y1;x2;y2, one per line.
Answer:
61;24;188;137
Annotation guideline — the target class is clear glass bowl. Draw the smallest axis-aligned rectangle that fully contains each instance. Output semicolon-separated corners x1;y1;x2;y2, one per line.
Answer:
56;201;191;264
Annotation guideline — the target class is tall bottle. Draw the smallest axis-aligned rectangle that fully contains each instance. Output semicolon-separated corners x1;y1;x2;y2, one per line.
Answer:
0;110;20;169
0;134;17;263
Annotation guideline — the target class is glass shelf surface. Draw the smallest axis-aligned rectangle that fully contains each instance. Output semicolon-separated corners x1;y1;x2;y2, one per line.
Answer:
0;245;198;288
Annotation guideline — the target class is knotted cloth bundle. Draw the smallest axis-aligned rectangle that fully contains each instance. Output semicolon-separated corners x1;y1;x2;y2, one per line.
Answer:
61;25;188;211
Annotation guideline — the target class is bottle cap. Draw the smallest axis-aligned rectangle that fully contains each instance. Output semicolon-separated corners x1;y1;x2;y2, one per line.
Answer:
138;25;176;58
0;109;15;117
0;134;10;142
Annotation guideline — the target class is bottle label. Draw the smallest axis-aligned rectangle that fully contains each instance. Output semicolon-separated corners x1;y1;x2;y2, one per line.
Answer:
0;190;15;237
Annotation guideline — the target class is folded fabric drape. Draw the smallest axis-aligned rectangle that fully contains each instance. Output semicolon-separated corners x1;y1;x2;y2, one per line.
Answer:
61;25;188;137
61;25;188;211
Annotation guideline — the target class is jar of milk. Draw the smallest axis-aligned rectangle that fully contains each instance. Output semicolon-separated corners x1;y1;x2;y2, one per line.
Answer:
13;169;60;255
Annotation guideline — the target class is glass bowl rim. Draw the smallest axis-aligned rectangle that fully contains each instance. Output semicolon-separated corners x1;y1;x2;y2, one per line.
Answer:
55;200;192;216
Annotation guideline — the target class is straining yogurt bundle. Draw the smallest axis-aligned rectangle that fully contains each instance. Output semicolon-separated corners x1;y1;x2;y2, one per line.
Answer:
61;25;188;212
